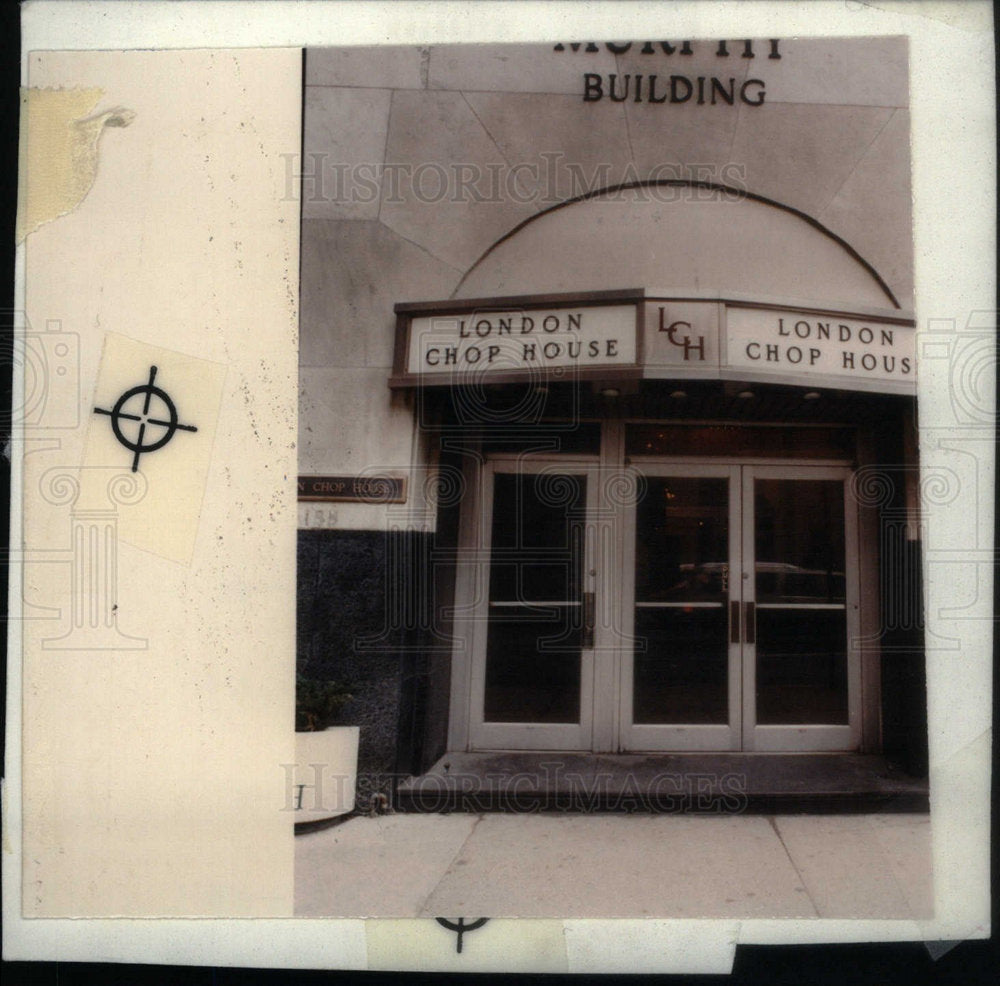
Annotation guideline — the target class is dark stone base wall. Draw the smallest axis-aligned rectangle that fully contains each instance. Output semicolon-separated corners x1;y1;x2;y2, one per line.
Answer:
297;528;439;801
879;534;928;777
872;418;928;779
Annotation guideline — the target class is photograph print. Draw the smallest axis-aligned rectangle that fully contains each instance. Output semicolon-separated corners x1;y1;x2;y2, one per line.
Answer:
292;35;931;921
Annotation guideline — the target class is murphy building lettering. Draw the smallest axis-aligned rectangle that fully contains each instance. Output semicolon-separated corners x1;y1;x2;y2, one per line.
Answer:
554;38;781;104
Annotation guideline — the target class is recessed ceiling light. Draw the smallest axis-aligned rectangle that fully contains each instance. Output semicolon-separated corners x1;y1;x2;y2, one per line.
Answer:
600;387;621;398
670;390;687;399
803;391;821;401
737;390;755;399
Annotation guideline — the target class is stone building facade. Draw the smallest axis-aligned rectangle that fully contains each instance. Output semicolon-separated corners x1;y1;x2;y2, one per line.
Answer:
296;38;925;808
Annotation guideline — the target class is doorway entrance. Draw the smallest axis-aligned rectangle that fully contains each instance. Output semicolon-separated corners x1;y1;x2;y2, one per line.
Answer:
460;434;862;753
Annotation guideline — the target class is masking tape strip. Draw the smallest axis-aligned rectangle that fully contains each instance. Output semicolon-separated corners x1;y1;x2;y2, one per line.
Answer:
365;918;568;973
17;87;135;242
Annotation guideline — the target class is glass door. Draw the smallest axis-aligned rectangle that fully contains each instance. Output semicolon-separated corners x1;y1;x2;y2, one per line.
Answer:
620;465;741;750
741;465;861;751
620;462;860;752
463;455;861;753
469;457;598;750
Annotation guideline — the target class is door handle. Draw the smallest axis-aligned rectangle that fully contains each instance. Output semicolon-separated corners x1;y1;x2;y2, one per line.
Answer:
582;591;596;650
744;601;756;644
729;600;740;644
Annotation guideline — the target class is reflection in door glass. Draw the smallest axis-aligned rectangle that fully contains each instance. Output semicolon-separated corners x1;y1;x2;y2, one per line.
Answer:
756;609;848;723
755;479;849;724
484;607;582;722
755;480;845;603
633;478;729;724
484;472;584;723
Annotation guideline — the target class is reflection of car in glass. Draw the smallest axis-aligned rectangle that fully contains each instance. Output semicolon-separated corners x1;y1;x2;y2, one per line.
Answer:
648;562;728;601
652;562;846;603
754;561;846;603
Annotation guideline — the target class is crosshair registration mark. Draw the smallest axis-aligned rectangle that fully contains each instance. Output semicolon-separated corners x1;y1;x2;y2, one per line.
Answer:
94;365;198;472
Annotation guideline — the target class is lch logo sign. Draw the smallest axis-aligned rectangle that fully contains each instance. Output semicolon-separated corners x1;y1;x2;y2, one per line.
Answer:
659;307;706;362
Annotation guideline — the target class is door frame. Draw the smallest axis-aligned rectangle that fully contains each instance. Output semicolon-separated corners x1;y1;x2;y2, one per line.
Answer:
446;436;872;755
740;463;863;752
619;462;742;751
465;454;601;751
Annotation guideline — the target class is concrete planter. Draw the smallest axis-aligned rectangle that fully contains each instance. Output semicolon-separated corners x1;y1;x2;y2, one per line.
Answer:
291;726;360;824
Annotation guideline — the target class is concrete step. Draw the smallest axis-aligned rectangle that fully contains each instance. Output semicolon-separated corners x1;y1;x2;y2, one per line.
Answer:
395;752;928;814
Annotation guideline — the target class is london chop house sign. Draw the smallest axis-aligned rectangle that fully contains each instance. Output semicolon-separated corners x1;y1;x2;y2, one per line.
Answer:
404;303;638;378
391;293;915;395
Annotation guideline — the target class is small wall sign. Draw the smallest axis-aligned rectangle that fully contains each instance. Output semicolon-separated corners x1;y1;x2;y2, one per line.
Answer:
297;475;407;503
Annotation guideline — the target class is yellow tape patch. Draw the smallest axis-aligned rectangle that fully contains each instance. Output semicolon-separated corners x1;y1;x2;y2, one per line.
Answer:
83;332;227;565
17;87;135;242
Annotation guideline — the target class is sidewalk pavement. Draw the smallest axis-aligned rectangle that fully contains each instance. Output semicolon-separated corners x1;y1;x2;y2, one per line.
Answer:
295;812;932;919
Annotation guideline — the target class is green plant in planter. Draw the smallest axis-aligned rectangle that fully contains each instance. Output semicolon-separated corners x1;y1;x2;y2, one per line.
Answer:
296;676;353;732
